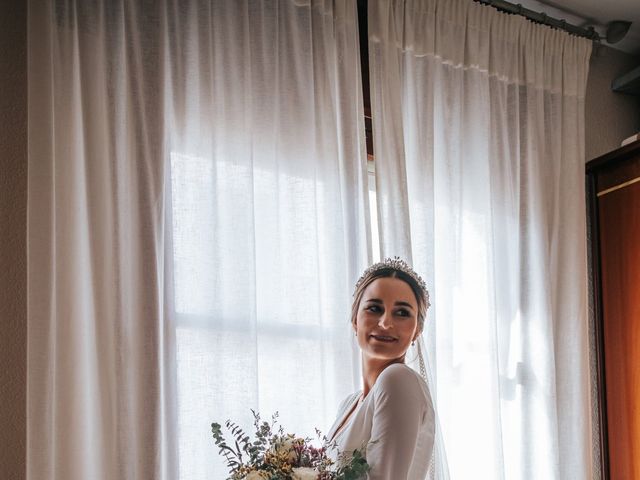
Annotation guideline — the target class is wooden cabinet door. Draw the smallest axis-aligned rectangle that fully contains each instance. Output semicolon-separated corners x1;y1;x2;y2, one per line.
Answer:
599;178;640;480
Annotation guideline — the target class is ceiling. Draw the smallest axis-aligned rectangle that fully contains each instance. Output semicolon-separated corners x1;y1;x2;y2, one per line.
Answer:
519;0;640;55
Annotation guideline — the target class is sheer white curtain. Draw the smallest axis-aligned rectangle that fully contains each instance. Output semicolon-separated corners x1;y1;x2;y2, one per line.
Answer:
368;0;593;478
28;1;174;478
27;1;369;479
165;1;370;478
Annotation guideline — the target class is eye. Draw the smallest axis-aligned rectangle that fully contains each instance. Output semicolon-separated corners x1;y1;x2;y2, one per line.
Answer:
365;305;382;313
395;308;411;317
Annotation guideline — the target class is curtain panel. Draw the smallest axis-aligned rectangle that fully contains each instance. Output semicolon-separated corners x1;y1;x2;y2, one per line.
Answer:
27;1;369;479
368;0;593;478
28;1;173;478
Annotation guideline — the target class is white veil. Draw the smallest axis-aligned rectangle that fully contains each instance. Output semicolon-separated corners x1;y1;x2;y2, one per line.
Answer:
406;322;451;480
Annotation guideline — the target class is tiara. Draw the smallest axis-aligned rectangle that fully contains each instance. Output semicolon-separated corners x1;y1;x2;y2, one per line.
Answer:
354;256;430;308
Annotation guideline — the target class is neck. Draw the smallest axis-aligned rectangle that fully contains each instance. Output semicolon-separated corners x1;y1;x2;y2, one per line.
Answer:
361;354;405;397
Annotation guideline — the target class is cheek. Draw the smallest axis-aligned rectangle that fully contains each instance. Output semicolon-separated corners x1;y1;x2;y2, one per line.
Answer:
356;311;372;326
355;314;378;339
399;319;418;338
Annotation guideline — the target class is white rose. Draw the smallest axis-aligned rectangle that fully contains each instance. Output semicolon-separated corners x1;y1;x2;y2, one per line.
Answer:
291;467;319;480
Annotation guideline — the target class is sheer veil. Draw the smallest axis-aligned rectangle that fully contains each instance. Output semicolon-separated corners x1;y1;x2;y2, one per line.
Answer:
406;334;451;480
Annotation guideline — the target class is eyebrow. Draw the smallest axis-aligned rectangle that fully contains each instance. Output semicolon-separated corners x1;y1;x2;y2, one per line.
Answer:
364;298;415;310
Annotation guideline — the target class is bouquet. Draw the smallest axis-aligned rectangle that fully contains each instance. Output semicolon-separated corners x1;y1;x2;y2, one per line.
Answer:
211;410;372;480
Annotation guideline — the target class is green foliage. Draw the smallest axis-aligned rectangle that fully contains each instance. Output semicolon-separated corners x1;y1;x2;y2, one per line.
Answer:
334;448;371;480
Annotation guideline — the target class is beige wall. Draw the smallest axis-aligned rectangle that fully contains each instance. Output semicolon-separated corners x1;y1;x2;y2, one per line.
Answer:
586;45;640;161
0;10;638;479
0;1;27;479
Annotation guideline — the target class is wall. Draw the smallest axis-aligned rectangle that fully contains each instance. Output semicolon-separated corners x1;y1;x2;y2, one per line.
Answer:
0;1;27;479
586;45;640;161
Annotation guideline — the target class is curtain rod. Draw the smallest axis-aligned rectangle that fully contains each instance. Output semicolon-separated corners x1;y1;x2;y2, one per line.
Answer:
475;0;600;41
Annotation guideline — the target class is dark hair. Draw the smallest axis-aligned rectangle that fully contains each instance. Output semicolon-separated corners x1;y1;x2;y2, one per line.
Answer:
350;267;427;333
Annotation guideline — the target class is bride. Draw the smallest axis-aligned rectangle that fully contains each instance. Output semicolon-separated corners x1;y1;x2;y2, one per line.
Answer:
324;258;447;480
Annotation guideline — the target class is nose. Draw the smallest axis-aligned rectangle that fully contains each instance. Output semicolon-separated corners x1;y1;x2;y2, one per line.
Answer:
378;310;393;329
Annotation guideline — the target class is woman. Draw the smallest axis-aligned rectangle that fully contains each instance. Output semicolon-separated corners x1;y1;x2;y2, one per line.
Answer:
325;257;438;480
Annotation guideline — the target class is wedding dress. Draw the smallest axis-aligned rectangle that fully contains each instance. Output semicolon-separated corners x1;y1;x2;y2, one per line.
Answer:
325;363;435;480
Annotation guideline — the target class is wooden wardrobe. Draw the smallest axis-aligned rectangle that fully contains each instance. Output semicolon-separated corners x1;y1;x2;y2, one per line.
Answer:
587;140;640;480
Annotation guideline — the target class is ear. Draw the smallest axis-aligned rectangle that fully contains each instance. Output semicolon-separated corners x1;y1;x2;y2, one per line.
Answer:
413;327;423;342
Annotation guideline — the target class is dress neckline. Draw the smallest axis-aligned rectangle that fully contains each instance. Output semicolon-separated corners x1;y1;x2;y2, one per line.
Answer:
328;391;365;444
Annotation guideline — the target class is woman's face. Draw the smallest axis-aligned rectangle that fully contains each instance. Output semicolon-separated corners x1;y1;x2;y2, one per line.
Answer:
353;276;420;363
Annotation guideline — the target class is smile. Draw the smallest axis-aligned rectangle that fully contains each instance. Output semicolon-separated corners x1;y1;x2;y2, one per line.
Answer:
370;335;398;342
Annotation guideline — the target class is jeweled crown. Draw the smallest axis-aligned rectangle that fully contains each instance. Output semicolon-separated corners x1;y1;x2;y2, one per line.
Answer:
354;256;430;308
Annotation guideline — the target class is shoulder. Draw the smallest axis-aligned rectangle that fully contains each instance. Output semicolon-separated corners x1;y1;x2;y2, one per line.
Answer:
374;364;432;408
377;363;424;388
373;365;436;430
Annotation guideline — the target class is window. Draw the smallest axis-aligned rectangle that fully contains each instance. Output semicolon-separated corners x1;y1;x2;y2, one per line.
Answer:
170;152;361;478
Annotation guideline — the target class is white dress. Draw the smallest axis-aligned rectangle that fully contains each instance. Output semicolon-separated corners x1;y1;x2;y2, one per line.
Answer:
325;363;435;480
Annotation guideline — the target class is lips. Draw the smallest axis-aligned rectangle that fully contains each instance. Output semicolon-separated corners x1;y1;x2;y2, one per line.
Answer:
370;335;398;342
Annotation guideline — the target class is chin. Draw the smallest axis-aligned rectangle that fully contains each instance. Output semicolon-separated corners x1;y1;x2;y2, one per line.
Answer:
364;342;408;359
